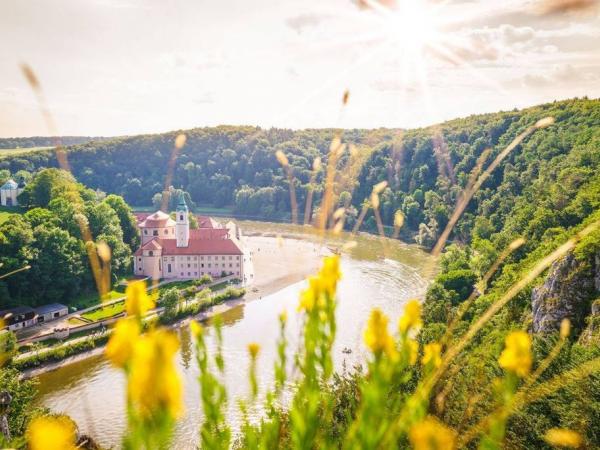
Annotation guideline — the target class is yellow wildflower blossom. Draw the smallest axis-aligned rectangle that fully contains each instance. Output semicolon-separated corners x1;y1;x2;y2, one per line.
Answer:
128;329;182;418
321;255;341;296
125;280;155;317
248;342;260;359
498;330;532;377
298;256;341;311
279;310;287;324
190;319;203;339
409;416;456;450
299;277;319;312
364;308;397;358
422;343;442;369
544;428;582;448
406;338;419;365
398;299;423;334
105;318;140;368
27;415;77;450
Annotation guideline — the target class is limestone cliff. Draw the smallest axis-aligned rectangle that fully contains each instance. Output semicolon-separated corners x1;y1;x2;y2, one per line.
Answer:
531;252;600;335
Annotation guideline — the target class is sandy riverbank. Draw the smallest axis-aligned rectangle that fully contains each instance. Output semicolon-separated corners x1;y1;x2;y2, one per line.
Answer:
243;234;328;301
21;234;327;378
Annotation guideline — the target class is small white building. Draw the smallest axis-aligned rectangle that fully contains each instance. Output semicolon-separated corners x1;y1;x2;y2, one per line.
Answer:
0;178;25;207
34;303;69;323
0;306;36;331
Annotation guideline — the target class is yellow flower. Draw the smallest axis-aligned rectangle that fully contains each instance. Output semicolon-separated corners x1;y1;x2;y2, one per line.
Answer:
190;319;203;339
105;318;140;368
406;338;419;365
279;310;287;324
364;308;397;358
544;428;582;448
298;256;341;311
398;299;423;333
27;415;77;450
128;329;182;418
422;343;442;369
125;280;155;317
409;416;456;450
298;276;319;312
498;330;532;377
248;342;260;359
321;255;341;292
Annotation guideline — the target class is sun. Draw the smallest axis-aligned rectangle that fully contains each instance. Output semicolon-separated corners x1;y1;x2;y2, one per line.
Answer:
383;0;440;54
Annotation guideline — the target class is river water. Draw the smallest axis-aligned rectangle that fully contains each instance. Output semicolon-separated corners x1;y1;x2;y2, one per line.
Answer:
34;222;434;449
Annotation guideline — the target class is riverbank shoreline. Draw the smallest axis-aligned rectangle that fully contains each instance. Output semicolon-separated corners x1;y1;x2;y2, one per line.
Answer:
21;234;327;379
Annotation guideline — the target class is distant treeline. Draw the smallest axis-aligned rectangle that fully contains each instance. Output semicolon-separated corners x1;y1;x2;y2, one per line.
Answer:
0;136;112;149
1;98;599;248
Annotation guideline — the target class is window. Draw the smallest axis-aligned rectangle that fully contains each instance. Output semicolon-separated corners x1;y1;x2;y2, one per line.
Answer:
144;230;148;235
164;229;168;235
208;264;211;268
153;230;158;236
201;263;204;268
180;214;184;220
138;267;142;271
149;251;153;256
187;264;190;268
171;257;175;261
168;264;171;272
229;263;232;268
229;256;232;260
138;257;141;262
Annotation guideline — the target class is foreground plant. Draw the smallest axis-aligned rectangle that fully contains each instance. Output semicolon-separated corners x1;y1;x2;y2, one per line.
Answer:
96;243;598;449
105;280;182;449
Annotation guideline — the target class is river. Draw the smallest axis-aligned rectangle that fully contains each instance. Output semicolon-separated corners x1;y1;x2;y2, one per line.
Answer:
34;221;434;449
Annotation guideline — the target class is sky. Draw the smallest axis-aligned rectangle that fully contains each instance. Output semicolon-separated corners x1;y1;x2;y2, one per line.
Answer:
1;0;599;137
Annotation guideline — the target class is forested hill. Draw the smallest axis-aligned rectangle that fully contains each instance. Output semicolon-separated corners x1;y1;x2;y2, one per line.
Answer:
1;98;598;246
0;135;110;149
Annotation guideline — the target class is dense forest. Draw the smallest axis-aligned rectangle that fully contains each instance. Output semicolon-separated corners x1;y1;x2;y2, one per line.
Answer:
0;168;139;308
0;98;597;244
2;98;599;447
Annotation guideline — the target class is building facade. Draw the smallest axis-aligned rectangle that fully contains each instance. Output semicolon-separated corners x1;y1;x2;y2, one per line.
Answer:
133;195;248;282
0;178;25;207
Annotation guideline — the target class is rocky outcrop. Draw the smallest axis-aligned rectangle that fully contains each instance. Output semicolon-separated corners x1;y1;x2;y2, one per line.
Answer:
580;299;600;345
531;252;599;334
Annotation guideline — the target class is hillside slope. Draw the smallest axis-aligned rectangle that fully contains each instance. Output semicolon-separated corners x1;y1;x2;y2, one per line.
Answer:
2;98;600;446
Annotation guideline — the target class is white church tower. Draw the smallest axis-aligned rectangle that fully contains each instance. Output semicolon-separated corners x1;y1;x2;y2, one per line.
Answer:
176;192;190;248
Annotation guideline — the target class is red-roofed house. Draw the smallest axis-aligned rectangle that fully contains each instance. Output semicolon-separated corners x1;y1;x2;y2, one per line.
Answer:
133;194;249;282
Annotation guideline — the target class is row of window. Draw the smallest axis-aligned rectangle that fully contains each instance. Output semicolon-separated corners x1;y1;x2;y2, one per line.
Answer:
143;228;174;236
139;254;241;260
162;255;240;261
176;263;239;269
178;271;240;277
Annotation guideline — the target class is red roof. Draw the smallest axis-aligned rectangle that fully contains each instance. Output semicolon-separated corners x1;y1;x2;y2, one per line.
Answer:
159;238;243;255
134;212;219;229
190;228;229;240
134;235;242;256
138;211;175;228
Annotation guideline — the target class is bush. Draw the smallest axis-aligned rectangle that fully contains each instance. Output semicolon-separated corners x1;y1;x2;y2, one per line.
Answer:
436;269;477;303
